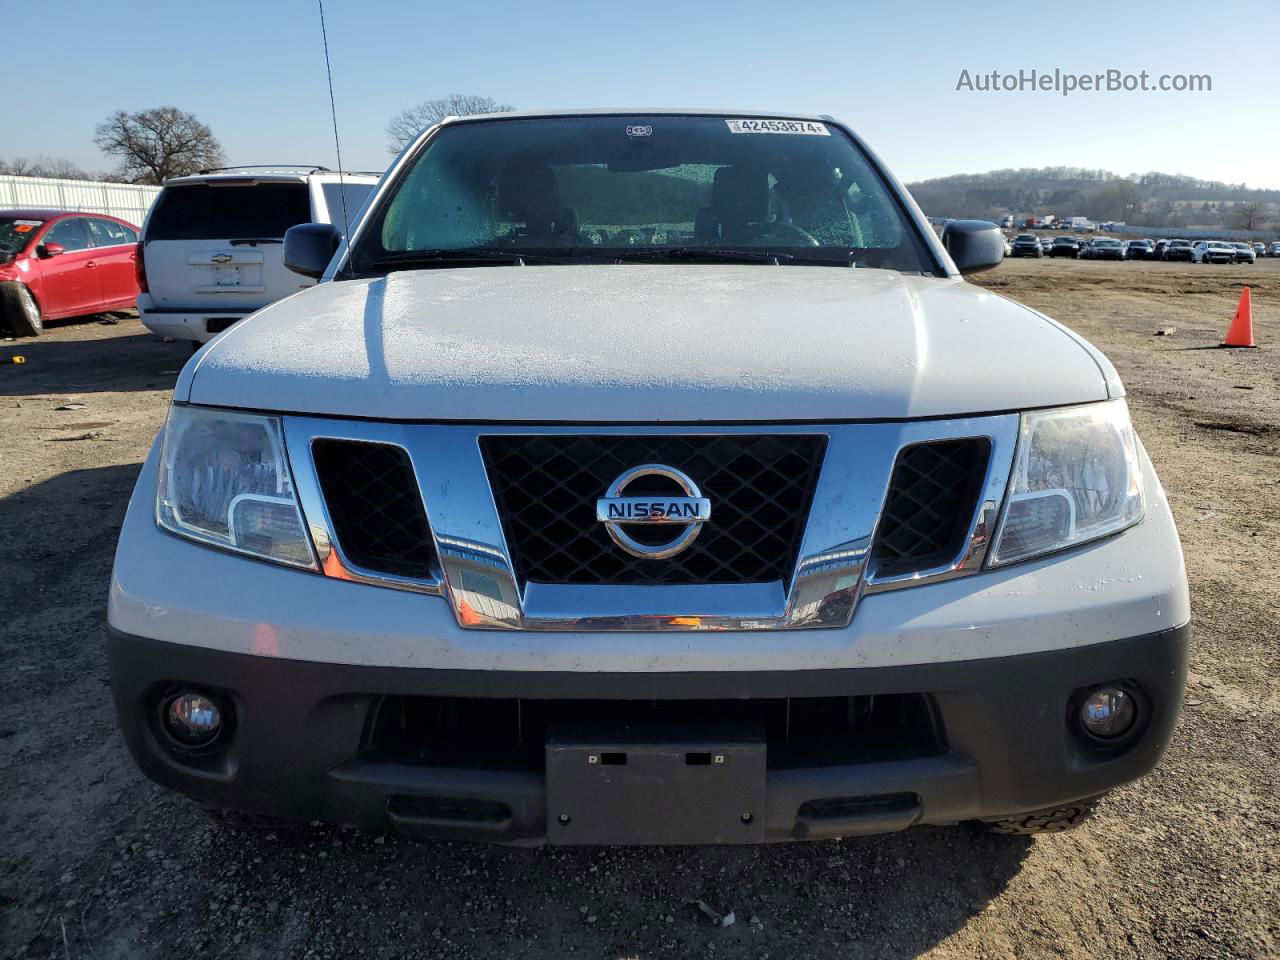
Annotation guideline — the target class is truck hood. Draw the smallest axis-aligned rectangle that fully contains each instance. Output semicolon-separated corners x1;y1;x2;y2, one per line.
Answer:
184;265;1116;421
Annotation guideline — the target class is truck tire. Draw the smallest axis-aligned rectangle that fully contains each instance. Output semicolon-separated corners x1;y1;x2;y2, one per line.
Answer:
983;795;1103;834
0;282;43;337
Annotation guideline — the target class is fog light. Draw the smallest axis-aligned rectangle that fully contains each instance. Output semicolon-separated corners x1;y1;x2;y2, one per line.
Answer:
1080;687;1136;739
163;692;223;746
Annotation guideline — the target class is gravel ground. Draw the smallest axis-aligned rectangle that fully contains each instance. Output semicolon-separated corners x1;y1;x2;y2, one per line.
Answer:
1;257;1277;959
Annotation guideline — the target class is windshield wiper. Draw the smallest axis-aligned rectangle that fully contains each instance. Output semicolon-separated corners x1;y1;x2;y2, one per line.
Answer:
612;247;795;265
229;237;284;246
613;247;860;267
362;249;535;272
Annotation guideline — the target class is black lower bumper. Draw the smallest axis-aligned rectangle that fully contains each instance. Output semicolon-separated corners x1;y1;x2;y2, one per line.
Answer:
107;625;1189;844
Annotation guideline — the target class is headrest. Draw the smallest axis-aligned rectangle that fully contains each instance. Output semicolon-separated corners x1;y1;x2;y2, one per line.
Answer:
710;166;767;222
497;163;561;224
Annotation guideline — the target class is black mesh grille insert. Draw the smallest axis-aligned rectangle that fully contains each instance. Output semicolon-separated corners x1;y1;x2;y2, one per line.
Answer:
872;438;990;575
480;435;827;585
311;440;436;578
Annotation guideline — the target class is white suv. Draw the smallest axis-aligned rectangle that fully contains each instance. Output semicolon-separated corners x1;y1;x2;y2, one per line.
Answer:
108;111;1189;844
136;166;379;347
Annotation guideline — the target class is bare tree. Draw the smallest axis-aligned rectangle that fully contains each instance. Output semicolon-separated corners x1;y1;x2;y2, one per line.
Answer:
1231;201;1270;232
94;107;225;184
386;94;513;153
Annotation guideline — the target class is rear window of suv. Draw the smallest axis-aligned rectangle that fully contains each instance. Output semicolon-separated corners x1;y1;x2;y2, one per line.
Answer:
145;182;311;241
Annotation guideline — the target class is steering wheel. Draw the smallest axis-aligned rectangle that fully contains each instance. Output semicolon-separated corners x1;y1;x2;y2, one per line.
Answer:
741;220;821;247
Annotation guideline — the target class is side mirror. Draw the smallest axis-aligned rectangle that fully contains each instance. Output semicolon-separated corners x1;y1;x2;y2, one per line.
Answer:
284;223;341;279
38;242;66;258
941;220;1005;274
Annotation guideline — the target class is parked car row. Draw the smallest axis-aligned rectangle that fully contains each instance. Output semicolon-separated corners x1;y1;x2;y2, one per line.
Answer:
1;166;379;342
1023;234;1274;264
1042;236;1130;259
1140;237;1273;261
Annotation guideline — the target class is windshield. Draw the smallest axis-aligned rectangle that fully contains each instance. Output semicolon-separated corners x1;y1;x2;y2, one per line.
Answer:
0;217;44;255
348;115;931;274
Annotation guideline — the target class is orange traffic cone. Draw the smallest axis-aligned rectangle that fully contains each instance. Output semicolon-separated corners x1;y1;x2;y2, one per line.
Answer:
1221;287;1258;348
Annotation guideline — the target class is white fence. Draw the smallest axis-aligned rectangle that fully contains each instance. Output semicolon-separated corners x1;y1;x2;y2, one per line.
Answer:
0;175;161;226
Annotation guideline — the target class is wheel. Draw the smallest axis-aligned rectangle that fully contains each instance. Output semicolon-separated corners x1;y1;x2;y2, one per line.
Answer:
983;795;1103;834
0;282;43;337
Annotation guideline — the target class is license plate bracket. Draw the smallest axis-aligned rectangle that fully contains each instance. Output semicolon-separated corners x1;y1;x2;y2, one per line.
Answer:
211;263;243;286
545;719;766;845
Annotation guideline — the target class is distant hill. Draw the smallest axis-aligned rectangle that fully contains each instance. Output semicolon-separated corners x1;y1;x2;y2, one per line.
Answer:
905;167;1280;230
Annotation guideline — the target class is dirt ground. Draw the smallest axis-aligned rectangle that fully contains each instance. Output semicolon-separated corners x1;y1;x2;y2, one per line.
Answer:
1;257;1277;959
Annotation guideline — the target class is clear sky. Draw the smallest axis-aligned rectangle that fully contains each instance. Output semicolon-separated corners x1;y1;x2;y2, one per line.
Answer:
4;0;1278;187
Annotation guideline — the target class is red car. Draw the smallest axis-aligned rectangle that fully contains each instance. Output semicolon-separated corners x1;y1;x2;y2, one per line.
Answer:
0;209;141;336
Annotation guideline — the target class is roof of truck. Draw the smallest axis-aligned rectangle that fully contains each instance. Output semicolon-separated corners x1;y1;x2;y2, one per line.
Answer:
439;107;835;123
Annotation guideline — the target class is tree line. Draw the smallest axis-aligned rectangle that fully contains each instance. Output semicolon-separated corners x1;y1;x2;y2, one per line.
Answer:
908;167;1279;231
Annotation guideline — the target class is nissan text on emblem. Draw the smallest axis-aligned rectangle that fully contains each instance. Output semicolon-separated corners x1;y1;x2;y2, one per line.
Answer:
595;465;712;559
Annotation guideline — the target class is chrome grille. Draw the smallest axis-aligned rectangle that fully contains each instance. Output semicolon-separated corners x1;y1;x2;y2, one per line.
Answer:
480;434;827;585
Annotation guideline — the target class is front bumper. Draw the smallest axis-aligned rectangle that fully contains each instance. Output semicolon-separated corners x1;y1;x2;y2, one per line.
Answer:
108;623;1189;844
108;419;1190;842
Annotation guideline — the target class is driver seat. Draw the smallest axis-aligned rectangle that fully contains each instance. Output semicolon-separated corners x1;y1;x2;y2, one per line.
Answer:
695;166;768;243
497;162;577;245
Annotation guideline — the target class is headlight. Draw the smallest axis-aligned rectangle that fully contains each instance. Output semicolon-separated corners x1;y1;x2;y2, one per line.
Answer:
156;406;315;568
989;400;1144;566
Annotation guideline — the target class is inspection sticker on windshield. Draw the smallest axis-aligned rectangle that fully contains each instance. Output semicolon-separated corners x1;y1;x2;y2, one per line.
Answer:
725;119;830;136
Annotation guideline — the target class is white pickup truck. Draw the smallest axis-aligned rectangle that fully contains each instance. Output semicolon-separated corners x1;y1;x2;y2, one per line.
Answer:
107;110;1189;844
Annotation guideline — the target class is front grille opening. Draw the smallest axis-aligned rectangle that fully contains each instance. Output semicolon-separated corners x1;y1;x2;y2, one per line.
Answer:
365;694;944;771
386;795;512;827
311;439;436;578
872;438;991;577
797;793;919;821
480;434;827;586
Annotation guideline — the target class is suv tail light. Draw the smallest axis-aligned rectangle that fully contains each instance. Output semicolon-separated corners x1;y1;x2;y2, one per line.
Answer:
134;241;148;293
